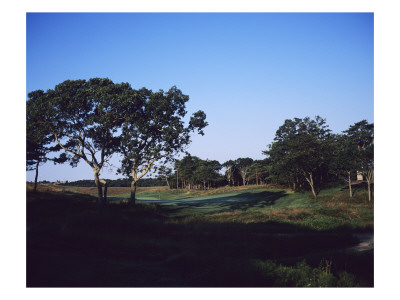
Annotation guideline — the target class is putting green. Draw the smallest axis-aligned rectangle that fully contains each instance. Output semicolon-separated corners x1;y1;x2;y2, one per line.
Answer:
107;187;320;217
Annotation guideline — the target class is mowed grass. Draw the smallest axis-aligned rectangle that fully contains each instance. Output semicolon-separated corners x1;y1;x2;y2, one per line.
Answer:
109;184;373;230
26;183;374;287
108;185;305;215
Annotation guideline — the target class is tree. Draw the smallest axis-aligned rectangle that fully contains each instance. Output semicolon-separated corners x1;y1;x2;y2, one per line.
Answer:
235;157;254;186
195;159;222;190
332;134;359;198
248;159;271;185
157;165;173;188
264;116;332;199
44;78;129;205
26;90;58;192
223;160;237;186
344;120;374;201
174;155;201;190
117;86;207;205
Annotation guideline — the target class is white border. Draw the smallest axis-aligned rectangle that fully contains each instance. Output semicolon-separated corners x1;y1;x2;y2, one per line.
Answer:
2;0;399;299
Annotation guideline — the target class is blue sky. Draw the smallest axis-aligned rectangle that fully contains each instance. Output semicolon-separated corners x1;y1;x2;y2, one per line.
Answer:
26;13;374;181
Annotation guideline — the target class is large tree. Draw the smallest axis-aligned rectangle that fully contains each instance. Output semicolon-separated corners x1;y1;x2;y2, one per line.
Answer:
44;78;129;205
117;86;207;205
264;116;332;199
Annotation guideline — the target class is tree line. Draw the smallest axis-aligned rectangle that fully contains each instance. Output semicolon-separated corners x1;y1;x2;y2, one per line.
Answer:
264;116;374;201
27;78;373;204
157;156;271;190
157;116;374;201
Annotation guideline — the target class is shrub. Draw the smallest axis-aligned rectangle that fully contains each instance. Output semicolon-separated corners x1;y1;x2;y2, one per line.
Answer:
251;258;361;287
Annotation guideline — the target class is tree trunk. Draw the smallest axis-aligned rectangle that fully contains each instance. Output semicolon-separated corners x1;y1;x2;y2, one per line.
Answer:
165;176;170;189
304;171;317;200
310;183;317;200
347;172;352;198
256;169;258;185
100;179;108;204
176;169;179;189
367;180;371;202
130;180;137;206
366;168;373;202
34;159;39;192
94;171;103;205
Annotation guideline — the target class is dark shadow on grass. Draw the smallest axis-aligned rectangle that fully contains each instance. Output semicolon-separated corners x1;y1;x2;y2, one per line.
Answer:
340;182;374;193
134;191;288;216
26;189;373;287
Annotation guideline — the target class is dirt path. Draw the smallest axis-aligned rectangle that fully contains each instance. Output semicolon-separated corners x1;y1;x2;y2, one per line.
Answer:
345;233;374;253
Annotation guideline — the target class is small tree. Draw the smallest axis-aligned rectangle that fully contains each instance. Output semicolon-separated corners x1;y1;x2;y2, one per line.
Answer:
248;159;271;185
26;90;58;192
332;134;359;198
344;120;374;201
157;165;173;189
117;86;207;205
223;160;237;186
235;157;254;186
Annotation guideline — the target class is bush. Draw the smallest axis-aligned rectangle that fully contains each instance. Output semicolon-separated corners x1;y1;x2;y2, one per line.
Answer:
251;259;359;287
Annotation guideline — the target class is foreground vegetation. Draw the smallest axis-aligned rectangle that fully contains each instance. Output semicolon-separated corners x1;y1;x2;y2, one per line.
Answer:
27;183;373;287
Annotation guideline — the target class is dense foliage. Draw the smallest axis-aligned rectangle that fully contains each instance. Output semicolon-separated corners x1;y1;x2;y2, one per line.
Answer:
26;90;61;191
26;78;207;205
263;116;374;200
170;155;225;189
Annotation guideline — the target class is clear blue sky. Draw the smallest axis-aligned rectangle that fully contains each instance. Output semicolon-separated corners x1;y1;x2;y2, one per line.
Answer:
26;12;374;182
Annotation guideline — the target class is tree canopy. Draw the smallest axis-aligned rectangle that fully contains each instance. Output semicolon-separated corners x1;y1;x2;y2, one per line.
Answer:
43;78;132;204
26;90;58;191
27;78;207;205
264;116;333;199
27;81;373;203
115;86;208;204
344;120;374;201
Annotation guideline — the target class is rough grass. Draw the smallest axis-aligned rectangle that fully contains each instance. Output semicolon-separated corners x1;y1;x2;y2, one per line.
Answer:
26;182;170;197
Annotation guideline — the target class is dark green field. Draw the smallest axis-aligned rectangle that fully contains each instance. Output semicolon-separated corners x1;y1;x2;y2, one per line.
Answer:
26;183;373;287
